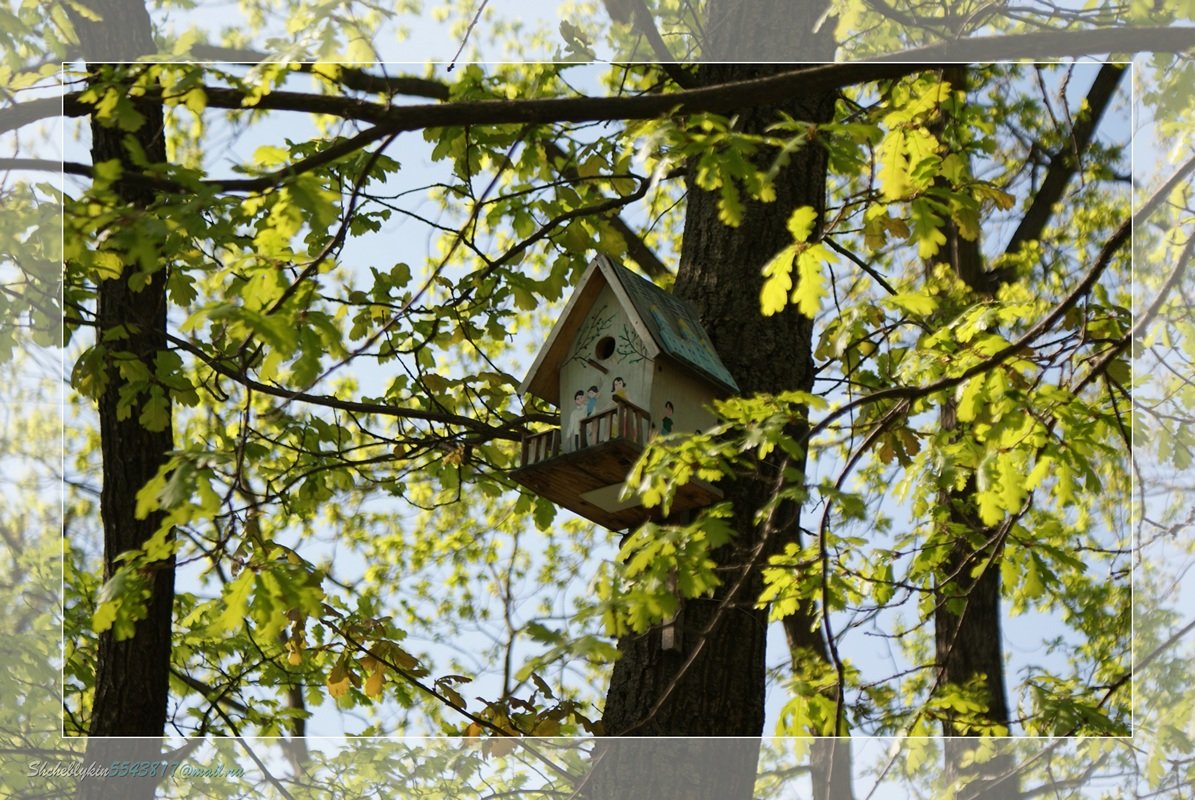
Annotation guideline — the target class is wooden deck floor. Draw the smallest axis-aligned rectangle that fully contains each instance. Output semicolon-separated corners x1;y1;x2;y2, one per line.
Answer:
510;438;721;531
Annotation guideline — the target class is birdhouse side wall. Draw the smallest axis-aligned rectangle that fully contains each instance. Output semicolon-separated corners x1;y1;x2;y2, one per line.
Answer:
559;286;654;451
648;361;724;438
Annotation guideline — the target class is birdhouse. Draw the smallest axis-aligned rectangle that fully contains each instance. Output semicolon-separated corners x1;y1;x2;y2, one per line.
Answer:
511;255;739;531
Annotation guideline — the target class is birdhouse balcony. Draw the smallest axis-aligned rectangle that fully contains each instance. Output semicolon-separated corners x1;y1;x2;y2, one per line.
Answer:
522;395;652;467
512;395;719;531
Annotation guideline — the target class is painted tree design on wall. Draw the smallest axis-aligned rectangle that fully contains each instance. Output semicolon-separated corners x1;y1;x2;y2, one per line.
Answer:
616;324;648;364
568;305;616;367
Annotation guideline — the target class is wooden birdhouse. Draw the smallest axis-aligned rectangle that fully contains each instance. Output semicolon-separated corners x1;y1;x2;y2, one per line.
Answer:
511;255;739;531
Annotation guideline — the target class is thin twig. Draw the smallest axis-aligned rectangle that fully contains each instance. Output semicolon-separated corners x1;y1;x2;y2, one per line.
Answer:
448;0;491;71
824;236;898;296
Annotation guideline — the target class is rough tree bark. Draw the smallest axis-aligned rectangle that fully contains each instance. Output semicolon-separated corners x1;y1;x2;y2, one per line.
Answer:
590;3;844;798
931;60;1124;800
785;609;856;800
70;3;176;799
928;66;1015;800
933;468;1016;800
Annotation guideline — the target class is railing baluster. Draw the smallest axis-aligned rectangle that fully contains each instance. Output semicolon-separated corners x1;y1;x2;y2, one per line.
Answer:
522;429;565;466
521;399;658;468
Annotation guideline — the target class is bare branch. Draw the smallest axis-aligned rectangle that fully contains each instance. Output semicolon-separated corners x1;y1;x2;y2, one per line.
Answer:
448;0;491;71
164;332;550;440
626;1;699;89
1003;62;1127;258
11;27;1192;141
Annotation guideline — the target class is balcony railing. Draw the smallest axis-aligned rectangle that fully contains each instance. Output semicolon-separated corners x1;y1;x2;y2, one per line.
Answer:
522;428;561;467
580;395;651;450
521;395;653;467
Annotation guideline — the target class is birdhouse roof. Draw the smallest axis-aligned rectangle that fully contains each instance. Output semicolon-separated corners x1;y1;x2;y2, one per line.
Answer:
519;256;739;406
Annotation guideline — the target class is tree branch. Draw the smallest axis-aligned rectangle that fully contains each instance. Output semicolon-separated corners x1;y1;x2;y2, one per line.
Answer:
169;667;251;714
448;0;491;70
626;0;698;89
1072;225;1195;397
811;140;1192;442
1;158;92;178
186;48;452;99
975;614;1195;800
164;332;550;439
808;212;1131;441
331;621;579;782
11;27;1192;140
867;25;1194;62
540;139;671;280
1002;62;1127;258
824;236;898;295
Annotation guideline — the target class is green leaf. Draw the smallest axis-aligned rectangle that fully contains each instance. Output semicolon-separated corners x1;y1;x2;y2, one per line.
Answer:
910;198;948;259
91;600;117;635
210;570;254;634
887;291;937;316
92;565;150;640
1024;456;1052;491
532;497;556;531
1023;555;1044;599
874;562;895;606
134;464;171;520
91;250;123;280
785;206;818;241
94;87;145;131
976;457;1004;526
138;388;170;431
955;374;987;423
876;129;909;200
182;86;207;115
792;243;832;318
997;455;1026;513
760;244;797;317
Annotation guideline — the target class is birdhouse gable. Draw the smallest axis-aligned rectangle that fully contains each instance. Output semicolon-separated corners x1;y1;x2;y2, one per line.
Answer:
518;256;736;406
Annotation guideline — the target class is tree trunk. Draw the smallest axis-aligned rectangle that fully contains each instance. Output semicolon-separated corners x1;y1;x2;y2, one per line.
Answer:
598;60;834;729
930;63;1123;800
70;3;176;799
933;468;1016;800
928;66;1016;800
934;520;1015;798
785;610;856;800
591;3;839;798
